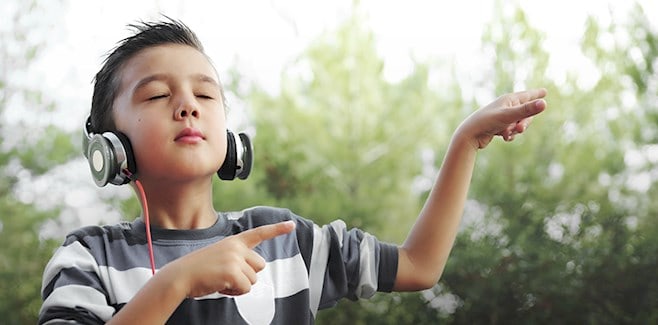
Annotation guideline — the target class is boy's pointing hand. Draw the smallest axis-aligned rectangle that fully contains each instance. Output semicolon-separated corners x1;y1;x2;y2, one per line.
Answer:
238;221;296;249
169;221;296;298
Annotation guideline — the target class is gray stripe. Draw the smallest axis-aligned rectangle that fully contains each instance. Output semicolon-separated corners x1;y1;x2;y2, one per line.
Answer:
42;241;98;292
43;267;105;299
40;205;397;323
69;211;303;271
41;285;115;321
43;243;311;304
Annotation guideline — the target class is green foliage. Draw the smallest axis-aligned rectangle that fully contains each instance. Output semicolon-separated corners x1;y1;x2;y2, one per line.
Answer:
441;2;658;324
0;194;59;324
316;291;449;325
0;1;73;323
1;1;657;323
217;11;461;243
13;126;78;175
222;2;658;324
214;9;466;324
204;9;458;323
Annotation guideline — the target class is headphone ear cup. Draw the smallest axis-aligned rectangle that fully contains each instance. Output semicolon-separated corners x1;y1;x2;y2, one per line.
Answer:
86;133;115;187
236;132;253;180
85;131;136;187
114;131;137;181
217;130;237;180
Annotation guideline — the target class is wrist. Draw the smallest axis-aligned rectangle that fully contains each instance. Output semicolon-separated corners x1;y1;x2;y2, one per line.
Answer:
451;124;480;152
156;261;191;301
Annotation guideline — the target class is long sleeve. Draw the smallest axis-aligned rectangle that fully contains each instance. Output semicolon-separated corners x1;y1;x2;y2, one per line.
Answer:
39;232;114;324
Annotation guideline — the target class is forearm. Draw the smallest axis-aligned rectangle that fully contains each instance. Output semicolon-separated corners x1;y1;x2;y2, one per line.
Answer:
392;88;546;291
395;129;477;291
107;264;187;324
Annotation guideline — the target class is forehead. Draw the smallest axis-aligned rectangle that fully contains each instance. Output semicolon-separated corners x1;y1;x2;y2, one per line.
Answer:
117;44;219;91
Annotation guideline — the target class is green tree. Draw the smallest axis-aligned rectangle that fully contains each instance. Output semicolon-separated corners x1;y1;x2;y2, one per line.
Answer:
7;1;657;323
218;1;658;324
0;1;73;323
441;2;658;324
216;9;463;241
214;7;468;324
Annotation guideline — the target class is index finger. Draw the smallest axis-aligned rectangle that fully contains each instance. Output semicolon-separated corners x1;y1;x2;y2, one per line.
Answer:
237;221;296;248
513;88;547;104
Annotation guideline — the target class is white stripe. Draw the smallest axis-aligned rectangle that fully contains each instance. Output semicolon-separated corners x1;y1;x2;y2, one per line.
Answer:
194;254;309;301
97;254;309;304
230;206;268;220
44;240;312;314
327;220;379;298
329;220;346;247
42;241;99;291
42;320;77;324
226;211;243;220
40;284;115;321
355;233;378;298
265;254;309;297
308;224;331;317
99;266;153;304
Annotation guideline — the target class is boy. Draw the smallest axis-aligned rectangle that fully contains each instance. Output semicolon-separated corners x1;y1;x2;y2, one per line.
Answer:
40;19;547;324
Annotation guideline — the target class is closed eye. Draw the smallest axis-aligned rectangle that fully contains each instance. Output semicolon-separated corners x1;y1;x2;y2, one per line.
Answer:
148;94;169;101
196;94;214;100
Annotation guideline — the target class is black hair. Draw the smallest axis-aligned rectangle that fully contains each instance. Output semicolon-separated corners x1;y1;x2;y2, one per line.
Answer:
89;17;224;132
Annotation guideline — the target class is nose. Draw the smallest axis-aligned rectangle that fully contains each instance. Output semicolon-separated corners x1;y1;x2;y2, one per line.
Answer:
174;101;199;120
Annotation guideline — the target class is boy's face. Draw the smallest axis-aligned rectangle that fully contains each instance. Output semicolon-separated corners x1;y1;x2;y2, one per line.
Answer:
113;44;226;183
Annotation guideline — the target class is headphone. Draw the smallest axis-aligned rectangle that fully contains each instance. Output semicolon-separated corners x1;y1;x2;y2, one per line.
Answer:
82;116;253;187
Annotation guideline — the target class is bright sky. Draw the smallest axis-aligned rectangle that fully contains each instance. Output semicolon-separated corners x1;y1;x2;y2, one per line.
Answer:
17;0;658;132
4;0;657;234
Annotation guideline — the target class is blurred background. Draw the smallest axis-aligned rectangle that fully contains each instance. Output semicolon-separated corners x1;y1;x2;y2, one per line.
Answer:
1;0;657;323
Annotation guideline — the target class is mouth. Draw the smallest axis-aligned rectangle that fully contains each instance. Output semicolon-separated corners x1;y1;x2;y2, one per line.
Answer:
175;127;205;143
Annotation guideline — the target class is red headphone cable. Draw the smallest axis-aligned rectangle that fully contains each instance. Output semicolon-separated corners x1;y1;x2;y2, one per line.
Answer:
134;179;156;275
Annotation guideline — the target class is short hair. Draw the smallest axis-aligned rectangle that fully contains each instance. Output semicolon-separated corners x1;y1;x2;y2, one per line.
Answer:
89;18;223;133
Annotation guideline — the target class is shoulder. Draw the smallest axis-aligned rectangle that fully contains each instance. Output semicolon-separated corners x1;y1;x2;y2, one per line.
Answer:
226;206;317;264
228;206;315;229
62;221;136;247
230;206;296;221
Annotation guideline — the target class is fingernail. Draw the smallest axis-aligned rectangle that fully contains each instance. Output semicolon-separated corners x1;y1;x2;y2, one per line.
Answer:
535;99;546;110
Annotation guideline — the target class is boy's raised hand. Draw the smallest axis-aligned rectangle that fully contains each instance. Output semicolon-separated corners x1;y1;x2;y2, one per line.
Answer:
169;221;296;298
457;88;547;149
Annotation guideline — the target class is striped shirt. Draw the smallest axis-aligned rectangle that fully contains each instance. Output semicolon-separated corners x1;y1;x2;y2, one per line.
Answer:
39;206;398;324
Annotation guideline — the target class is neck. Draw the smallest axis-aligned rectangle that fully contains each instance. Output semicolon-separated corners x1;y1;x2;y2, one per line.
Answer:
134;177;217;230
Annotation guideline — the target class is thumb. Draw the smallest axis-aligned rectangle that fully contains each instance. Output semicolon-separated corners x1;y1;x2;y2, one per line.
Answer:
238;221;296;248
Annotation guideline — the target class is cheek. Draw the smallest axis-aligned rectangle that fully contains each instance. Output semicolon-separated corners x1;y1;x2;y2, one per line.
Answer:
211;129;228;162
206;113;228;158
127;122;167;163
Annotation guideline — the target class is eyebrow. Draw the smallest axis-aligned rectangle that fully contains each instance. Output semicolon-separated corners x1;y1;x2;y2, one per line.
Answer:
132;73;220;93
193;74;220;86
